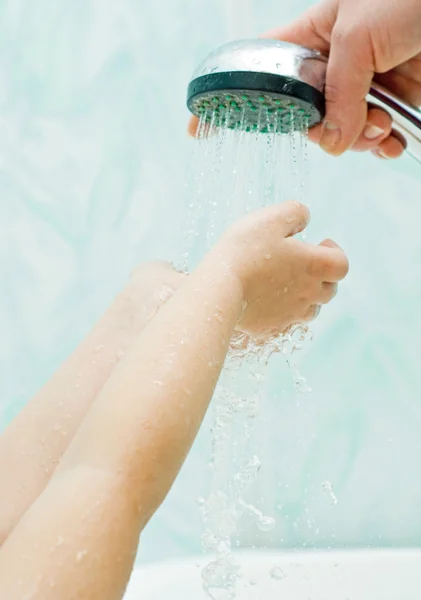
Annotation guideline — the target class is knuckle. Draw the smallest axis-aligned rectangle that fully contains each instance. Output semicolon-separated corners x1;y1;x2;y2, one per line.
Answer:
323;80;343;106
331;24;358;47
332;21;375;70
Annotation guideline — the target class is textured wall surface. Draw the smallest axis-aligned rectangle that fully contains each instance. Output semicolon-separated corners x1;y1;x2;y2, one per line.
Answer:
1;0;421;564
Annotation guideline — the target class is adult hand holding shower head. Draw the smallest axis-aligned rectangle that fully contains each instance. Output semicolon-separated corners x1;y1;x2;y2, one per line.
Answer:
187;39;421;164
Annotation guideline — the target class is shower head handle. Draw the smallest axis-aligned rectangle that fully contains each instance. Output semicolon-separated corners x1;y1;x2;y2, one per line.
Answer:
367;83;421;163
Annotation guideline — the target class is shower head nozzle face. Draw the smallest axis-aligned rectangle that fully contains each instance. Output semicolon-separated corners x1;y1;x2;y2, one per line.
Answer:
187;39;327;133
187;72;324;132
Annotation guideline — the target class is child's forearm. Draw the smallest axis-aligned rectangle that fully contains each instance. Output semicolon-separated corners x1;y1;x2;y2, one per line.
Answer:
55;256;243;505
0;270;174;544
0;256;243;600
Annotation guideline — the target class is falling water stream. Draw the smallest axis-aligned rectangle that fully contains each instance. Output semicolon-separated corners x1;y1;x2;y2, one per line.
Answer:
183;108;313;599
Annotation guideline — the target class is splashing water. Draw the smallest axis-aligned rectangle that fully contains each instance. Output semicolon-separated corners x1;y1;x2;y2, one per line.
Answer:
199;340;275;598
199;333;313;598
182;111;312;599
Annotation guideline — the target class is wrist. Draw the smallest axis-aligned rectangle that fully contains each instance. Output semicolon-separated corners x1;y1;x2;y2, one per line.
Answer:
195;248;246;326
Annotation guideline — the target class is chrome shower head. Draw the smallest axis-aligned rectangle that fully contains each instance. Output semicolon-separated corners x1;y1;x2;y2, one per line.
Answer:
187;39;421;163
187;39;327;133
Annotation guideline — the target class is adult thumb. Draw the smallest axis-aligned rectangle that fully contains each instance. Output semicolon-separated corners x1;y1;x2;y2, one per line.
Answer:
320;24;375;155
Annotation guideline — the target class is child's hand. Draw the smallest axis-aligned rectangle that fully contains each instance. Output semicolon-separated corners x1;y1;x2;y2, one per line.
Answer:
213;201;349;338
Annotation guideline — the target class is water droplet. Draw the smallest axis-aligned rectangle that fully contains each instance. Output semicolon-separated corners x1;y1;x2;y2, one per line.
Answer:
202;529;219;550
257;515;276;531
322;481;338;505
76;549;87;563
270;565;286;580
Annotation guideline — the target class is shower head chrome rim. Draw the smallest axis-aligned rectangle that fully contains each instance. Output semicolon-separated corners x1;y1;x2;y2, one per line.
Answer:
187;39;328;133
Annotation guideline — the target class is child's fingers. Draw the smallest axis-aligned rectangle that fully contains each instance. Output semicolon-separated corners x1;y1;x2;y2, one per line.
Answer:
244;201;310;238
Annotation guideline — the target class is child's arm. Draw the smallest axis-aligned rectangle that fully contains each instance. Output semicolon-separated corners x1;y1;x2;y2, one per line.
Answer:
0;202;348;600
0;262;185;545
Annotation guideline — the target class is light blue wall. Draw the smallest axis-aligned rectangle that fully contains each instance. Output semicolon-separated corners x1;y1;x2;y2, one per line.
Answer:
1;0;420;563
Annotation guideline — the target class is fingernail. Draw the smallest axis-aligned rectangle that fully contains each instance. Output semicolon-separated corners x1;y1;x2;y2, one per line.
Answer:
376;148;392;159
364;124;384;140
320;121;341;154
